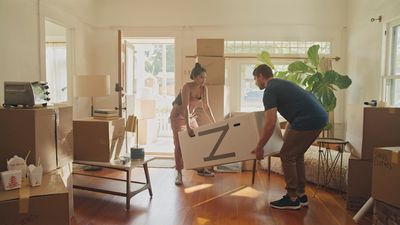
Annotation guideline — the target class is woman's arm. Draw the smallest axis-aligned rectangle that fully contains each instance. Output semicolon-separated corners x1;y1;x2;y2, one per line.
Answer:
181;83;195;136
201;85;216;123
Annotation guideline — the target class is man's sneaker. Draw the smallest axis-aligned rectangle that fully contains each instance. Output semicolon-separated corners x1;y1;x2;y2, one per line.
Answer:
270;195;301;210
197;168;215;177
175;173;183;185
298;195;308;207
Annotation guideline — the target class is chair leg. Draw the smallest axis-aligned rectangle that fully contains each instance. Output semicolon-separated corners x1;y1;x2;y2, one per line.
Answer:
268;156;271;177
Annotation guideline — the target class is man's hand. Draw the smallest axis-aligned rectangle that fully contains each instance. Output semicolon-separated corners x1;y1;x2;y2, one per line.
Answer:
187;127;195;137
251;145;264;160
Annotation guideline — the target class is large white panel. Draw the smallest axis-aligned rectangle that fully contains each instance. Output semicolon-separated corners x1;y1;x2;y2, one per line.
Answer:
179;111;283;169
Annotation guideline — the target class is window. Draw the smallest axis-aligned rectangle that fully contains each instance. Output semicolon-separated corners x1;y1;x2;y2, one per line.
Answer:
225;41;331;55
225;40;331;112
383;19;400;106
45;20;68;104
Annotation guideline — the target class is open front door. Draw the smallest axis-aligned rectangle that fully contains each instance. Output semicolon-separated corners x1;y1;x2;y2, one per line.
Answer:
117;30;126;117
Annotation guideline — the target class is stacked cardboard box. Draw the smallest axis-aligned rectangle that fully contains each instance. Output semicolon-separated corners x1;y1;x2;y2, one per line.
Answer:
0;173;69;225
196;39;226;122
372;147;400;208
73;117;125;162
346;156;373;211
346;105;400;211
373;200;400;225
0;106;74;221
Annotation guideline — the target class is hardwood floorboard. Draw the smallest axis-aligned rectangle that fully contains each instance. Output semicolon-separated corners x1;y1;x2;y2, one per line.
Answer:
71;168;372;225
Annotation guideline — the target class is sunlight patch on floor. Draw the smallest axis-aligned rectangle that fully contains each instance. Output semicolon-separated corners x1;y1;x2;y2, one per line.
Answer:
230;186;263;198
184;184;213;194
194;217;210;225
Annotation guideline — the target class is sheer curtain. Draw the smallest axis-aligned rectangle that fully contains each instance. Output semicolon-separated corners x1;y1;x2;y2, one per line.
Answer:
45;42;67;103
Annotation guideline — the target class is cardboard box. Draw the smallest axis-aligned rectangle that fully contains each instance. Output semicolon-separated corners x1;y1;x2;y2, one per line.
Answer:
196;56;225;85
193;85;229;124
58;162;74;220
55;106;73;168
197;39;224;57
207;85;229;122
179;111;283;169
0;108;57;172
346;105;400;160
73;117;126;162
346;156;372;211
373;200;400;225
0;174;69;225
372;147;400;208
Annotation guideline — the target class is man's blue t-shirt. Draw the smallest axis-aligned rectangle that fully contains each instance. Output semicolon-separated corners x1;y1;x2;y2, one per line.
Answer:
263;78;328;131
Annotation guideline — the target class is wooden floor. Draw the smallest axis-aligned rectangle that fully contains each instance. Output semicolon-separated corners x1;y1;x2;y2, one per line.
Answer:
71;168;372;225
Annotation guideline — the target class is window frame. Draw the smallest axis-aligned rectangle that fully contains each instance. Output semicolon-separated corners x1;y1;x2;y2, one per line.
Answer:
382;17;400;106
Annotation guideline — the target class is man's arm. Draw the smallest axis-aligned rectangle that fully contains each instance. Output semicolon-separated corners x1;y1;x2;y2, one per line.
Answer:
252;107;277;160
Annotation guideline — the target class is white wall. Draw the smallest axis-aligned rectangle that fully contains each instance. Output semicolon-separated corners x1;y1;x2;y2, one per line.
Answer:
93;0;347;27
0;0;97;118
345;0;400;138
0;0;40;103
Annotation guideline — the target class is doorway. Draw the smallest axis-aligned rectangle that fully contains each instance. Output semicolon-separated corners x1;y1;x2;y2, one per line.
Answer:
44;19;70;104
124;38;175;155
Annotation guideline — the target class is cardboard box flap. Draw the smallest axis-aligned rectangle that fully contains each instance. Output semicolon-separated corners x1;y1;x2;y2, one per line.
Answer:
0;173;67;202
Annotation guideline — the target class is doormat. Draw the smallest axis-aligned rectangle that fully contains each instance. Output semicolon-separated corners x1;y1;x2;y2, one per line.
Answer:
143;158;176;168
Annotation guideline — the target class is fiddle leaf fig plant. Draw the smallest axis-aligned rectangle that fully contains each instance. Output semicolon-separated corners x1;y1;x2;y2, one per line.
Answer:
257;44;352;112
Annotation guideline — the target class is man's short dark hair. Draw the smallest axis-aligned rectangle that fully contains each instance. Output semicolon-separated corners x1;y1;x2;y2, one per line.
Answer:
253;64;273;79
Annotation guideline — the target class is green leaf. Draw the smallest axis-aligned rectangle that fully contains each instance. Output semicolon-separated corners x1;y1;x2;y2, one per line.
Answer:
308;45;320;67
257;51;275;69
335;74;352;89
323;70;337;84
288;61;313;73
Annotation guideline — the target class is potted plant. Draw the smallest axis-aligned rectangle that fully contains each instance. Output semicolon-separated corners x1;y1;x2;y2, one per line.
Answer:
257;45;352;136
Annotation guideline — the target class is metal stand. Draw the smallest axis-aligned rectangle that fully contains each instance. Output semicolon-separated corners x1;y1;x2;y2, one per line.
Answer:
314;138;348;196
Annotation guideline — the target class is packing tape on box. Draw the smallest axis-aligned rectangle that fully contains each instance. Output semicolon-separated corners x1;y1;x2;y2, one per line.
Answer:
391;150;399;164
388;108;396;114
19;179;30;213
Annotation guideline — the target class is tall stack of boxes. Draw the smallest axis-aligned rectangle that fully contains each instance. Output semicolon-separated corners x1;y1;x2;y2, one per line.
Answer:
346;105;400;211
195;39;228;123
0;106;73;224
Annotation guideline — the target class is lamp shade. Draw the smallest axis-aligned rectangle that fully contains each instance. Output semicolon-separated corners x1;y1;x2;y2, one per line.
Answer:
126;115;137;133
74;75;110;97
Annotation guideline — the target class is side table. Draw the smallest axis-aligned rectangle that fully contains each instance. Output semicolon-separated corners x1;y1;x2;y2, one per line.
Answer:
315;138;348;193
73;156;154;210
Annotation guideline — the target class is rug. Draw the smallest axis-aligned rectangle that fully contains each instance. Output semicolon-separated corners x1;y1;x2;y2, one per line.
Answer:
145;158;176;168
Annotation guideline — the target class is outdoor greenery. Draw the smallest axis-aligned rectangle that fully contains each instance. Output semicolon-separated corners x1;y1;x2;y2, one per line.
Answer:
257;44;352;112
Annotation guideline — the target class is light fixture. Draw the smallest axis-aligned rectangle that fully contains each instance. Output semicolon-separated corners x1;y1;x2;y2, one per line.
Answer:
126;99;156;159
74;75;110;117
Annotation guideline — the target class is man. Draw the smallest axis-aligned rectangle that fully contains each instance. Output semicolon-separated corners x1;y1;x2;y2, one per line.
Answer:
251;64;327;210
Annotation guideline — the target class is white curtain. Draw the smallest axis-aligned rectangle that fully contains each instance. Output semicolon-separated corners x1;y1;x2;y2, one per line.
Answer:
45;43;67;103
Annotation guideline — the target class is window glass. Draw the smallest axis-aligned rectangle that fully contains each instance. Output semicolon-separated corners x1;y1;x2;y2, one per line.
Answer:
225;41;331;55
384;21;400;106
45;20;68;104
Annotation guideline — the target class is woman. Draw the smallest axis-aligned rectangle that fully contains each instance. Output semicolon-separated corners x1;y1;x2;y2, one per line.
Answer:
170;63;216;185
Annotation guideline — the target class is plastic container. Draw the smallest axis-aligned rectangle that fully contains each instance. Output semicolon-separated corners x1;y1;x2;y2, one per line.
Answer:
27;164;43;186
1;170;22;190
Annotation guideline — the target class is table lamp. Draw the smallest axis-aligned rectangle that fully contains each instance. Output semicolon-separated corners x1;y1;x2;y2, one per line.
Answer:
126;100;156;159
74;75;110;117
